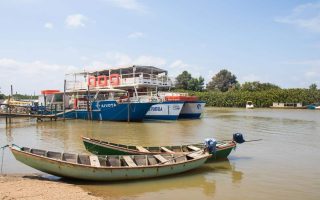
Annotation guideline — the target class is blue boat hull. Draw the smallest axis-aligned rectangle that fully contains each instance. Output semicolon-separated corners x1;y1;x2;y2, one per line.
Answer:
60;101;154;122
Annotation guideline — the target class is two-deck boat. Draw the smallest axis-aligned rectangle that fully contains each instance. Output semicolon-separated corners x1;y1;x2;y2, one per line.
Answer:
65;65;205;120
47;88;155;122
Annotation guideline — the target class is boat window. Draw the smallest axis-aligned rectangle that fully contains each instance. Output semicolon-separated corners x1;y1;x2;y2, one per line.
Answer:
53;94;63;102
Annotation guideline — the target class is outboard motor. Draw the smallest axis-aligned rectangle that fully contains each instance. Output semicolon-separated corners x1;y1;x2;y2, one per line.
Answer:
204;138;217;154
233;133;245;144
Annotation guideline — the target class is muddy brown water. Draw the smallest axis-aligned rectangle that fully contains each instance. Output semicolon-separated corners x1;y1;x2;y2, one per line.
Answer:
1;107;319;200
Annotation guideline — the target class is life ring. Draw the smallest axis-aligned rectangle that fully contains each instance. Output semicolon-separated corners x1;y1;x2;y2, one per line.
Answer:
109;74;120;86
88;76;97;87
97;75;108;87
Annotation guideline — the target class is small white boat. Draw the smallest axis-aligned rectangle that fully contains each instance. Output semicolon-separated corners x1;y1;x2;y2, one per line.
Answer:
246;101;254;109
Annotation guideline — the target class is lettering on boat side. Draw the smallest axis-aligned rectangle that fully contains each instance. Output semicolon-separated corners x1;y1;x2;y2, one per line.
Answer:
150;106;163;111
98;103;117;108
197;104;201;109
173;105;180;110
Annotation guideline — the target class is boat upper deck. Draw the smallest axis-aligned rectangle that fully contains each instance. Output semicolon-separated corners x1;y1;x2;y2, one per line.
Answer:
66;65;173;92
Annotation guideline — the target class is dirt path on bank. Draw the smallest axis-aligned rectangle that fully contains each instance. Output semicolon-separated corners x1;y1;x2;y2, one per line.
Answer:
0;174;102;200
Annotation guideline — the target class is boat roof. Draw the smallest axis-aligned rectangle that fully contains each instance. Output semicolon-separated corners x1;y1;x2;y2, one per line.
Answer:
67;65;167;76
55;88;127;94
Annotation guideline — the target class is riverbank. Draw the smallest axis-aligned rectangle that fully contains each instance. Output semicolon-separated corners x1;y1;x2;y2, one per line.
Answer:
0;174;101;200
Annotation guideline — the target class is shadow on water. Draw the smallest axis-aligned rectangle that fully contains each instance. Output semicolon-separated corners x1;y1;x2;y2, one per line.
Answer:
19;159;244;199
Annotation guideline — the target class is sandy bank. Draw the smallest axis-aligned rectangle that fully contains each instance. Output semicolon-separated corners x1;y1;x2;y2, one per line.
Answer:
0;174;102;200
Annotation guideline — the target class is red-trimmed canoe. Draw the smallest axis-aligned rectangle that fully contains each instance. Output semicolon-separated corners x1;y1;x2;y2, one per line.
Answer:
82;136;236;162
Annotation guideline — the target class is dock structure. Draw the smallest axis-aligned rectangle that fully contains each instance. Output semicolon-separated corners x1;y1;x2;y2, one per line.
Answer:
0;111;58;124
0;103;60;124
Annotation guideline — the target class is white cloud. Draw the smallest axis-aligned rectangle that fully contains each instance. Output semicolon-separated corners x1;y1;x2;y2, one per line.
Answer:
44;22;53;29
128;32;144;39
65;14;88;28
169;60;188;68
104;0;147;13
275;2;320;32
0;58;78;94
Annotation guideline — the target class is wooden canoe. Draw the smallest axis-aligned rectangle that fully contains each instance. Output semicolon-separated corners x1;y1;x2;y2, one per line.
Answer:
10;145;210;181
82;136;236;162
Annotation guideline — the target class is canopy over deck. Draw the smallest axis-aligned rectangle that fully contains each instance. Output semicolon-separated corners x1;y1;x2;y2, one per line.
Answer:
67;65;168;76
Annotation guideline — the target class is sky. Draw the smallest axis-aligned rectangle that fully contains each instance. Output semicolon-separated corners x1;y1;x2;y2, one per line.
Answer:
0;0;320;94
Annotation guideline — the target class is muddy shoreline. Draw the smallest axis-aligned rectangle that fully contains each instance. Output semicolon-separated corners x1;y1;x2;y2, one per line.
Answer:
0;174;102;200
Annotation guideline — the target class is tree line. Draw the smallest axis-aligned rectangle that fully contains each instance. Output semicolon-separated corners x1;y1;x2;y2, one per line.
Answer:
174;69;320;107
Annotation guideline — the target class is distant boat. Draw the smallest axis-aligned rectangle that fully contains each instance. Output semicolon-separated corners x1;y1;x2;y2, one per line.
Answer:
306;103;320;110
82;136;236;162
270;102;305;109
246;101;254;109
10;145;210;181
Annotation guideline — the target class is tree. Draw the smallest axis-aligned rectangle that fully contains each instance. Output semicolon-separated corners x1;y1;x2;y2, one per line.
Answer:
188;76;205;91
309;83;318;90
175;71;192;90
207;69;238;92
241;81;280;91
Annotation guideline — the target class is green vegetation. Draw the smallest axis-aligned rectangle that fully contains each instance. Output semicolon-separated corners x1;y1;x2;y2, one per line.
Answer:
174;70;320;107
190;89;320;107
0;93;37;100
175;71;204;91
207;69;238;92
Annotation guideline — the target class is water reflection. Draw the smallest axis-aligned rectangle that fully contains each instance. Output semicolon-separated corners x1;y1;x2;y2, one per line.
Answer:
54;159;242;199
1;108;320;200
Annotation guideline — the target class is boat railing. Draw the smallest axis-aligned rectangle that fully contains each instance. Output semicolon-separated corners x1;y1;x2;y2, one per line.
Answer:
66;72;173;91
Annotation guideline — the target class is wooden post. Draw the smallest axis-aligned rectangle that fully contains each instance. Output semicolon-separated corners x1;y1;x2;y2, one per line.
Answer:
55;104;57;121
127;101;130;122
8;95;11;124
86;85;91;120
63;79;66;120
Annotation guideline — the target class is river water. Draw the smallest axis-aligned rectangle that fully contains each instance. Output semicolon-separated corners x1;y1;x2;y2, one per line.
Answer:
0;108;319;200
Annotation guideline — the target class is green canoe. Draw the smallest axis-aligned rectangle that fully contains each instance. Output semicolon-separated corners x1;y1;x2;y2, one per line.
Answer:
82;136;236;162
10;145;210;181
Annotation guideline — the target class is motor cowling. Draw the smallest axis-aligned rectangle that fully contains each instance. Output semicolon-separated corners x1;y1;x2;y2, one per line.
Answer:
233;133;245;144
204;138;217;154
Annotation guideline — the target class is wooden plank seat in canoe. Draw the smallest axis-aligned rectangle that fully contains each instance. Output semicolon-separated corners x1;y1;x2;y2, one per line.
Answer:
160;147;175;154
187;145;201;151
89;155;101;167
136;146;150;153
154;154;168;163
123;156;137;167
